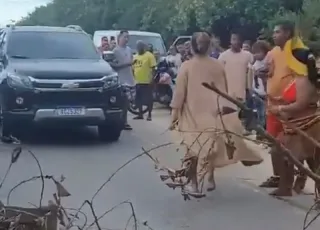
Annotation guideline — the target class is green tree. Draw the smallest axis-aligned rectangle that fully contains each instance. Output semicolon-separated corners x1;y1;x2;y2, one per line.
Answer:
270;0;320;44
16;0;308;44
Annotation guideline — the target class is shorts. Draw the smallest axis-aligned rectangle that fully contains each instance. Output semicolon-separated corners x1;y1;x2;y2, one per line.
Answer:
135;84;153;106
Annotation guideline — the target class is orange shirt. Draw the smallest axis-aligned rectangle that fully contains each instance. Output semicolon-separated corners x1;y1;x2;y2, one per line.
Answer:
266;47;293;97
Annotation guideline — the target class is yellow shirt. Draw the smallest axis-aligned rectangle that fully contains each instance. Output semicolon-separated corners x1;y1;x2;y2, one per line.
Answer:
133;52;156;84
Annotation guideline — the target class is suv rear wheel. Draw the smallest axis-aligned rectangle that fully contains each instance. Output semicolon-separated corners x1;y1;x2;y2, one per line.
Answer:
98;123;122;142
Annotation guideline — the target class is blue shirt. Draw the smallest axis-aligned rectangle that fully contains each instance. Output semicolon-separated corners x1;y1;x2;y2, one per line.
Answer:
210;51;220;59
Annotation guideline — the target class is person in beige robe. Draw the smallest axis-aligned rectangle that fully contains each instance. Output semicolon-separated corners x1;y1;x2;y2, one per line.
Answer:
168;32;263;196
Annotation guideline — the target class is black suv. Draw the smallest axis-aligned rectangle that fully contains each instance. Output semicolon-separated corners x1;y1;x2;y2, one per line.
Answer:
0;26;126;141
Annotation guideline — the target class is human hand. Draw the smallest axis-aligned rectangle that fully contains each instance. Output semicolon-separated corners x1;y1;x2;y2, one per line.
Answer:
169;119;178;130
256;68;268;78
268;105;280;115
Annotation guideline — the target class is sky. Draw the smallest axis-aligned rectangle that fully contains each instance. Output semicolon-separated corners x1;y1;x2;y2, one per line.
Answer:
0;0;51;26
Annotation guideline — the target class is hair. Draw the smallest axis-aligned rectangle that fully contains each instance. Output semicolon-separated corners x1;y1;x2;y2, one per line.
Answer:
191;32;211;55
118;30;128;40
292;48;320;88
110;36;115;41
257;35;266;41
101;36;108;41
148;43;154;53
275;20;295;38
203;30;212;38
252;40;271;54
230;31;242;42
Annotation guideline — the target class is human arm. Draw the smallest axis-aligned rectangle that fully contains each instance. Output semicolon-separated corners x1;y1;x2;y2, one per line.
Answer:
169;63;188;127
216;67;237;115
218;51;226;66
247;63;254;90
265;51;274;78
109;48;134;70
271;77;316;116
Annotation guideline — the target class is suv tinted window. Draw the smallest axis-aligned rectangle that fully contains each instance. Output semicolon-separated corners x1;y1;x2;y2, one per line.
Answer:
7;31;100;59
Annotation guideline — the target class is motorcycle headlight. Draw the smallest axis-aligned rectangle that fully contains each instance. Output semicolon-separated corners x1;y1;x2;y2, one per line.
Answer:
103;73;119;88
7;73;33;89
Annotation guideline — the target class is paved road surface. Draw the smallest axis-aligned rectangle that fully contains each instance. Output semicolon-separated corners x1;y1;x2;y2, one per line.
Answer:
0;108;318;230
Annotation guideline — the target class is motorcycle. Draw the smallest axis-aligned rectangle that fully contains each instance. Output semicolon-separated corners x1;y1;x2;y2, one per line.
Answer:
128;58;176;115
153;58;176;106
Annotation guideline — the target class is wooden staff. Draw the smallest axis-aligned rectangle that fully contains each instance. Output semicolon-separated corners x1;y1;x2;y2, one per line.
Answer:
202;82;320;183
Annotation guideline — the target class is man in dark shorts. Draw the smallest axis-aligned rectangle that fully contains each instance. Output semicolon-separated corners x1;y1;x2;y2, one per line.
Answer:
132;41;157;121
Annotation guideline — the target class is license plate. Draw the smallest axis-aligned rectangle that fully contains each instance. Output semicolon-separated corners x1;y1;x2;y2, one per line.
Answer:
56;108;85;116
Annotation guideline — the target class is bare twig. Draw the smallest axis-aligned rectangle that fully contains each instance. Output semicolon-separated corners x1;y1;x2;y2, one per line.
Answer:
84;200;102;230
91;142;172;202
0;147;22;189
27;150;45;207
7;175;53;205
303;200;320;229
86;200;137;230
202;82;320;183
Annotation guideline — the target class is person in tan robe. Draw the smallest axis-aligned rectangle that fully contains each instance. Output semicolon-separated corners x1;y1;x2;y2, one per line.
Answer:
168;32;263;197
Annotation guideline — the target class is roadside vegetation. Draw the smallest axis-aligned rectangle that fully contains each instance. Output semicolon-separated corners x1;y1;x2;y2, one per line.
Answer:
16;0;320;47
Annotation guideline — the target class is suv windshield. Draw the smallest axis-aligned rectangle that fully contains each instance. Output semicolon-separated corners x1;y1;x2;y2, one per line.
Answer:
127;35;166;55
7;31;100;59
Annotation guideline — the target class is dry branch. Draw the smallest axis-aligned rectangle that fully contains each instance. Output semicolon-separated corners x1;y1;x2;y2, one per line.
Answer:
202;82;320;183
0;140;171;230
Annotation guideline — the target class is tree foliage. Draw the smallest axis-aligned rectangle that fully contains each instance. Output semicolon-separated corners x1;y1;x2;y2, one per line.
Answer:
17;0;307;45
270;0;320;45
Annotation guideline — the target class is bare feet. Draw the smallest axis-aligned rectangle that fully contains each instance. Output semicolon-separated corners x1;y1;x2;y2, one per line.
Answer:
184;183;206;198
184;183;199;193
207;180;216;192
293;175;307;194
269;188;293;197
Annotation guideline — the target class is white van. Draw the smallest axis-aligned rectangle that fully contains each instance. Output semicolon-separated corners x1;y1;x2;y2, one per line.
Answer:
93;30;167;56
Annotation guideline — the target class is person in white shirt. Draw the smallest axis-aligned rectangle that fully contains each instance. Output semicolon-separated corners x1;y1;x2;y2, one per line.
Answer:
219;32;254;135
218;32;254;101
247;40;271;131
166;45;182;75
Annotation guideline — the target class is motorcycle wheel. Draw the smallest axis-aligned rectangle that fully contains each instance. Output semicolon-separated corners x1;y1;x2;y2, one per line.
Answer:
128;102;149;115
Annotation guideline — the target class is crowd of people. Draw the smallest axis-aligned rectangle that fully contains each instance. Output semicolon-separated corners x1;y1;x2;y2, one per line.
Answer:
96;25;320;199
166;20;320;199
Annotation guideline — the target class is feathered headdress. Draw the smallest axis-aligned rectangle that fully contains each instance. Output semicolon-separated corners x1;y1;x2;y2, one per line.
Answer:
284;32;309;76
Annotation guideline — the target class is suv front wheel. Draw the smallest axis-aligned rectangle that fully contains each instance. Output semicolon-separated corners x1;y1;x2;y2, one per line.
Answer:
0;102;14;141
98;123;122;142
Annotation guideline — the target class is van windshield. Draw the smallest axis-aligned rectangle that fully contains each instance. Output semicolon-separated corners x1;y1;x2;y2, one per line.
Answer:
127;35;166;55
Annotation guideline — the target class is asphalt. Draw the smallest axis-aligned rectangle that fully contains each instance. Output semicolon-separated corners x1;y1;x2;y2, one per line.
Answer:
0;108;318;230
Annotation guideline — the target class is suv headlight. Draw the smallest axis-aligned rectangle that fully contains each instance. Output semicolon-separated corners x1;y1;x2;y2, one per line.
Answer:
7;73;33;89
103;73;119;88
